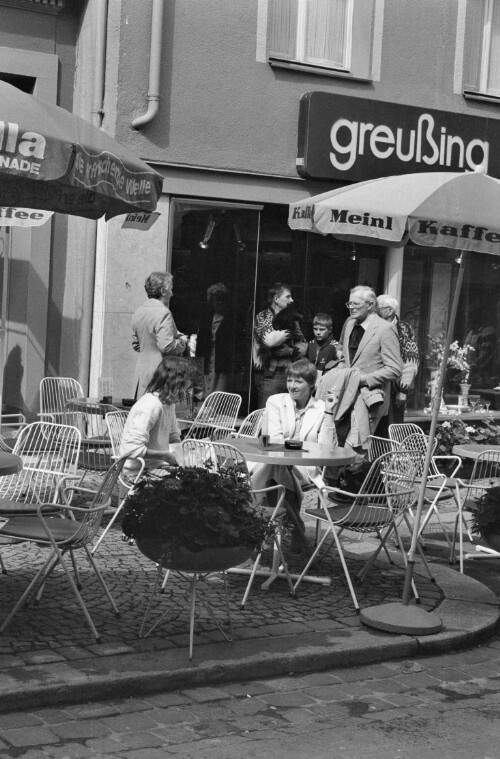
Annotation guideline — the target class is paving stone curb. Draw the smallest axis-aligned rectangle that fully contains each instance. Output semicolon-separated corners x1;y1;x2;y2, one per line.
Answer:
0;562;497;714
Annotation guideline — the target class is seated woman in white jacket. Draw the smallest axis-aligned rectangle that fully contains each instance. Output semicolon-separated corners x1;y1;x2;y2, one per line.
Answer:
251;358;338;550
119;355;195;468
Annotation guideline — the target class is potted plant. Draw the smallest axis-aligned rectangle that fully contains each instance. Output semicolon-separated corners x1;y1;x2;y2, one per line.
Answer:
470;486;500;552
121;465;273;571
426;334;475;402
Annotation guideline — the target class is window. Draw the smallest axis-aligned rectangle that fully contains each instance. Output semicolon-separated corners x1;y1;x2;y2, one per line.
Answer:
267;0;375;79
463;0;500;98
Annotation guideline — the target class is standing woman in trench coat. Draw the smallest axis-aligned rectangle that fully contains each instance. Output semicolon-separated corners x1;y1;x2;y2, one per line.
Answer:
132;271;188;398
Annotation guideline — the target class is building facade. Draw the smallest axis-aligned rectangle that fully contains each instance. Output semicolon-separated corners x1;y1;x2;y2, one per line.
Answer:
2;0;500;417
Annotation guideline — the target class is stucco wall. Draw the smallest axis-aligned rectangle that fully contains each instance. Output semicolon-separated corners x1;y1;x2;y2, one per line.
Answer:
91;197;171;400
0;1;85;415
111;0;500;176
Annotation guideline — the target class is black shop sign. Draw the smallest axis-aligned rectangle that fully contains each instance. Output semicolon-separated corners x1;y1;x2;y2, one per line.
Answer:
297;92;500;182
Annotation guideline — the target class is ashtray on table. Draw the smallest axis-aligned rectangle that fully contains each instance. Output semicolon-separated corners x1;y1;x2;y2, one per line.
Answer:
285;439;303;450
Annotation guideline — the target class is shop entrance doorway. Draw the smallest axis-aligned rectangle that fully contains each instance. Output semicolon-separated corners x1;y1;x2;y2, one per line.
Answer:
168;199;386;415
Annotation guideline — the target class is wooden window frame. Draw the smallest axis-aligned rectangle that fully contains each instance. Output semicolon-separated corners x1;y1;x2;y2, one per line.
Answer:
267;0;375;81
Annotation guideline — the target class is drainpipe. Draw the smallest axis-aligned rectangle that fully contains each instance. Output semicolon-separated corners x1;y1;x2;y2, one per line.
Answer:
132;0;164;129
78;0;108;392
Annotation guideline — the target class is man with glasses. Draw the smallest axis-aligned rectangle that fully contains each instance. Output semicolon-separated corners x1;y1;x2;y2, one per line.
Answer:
318;286;402;448
376;294;420;435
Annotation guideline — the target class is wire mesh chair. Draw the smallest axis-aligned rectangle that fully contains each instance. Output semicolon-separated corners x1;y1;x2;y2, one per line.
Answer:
104;410;129;457
390;431;463;550
452;449;500;569
182;391;242;440
0;421;82;574
230;408;265;439
293;450;424;611
367;435;400;461
65;399;119;484
0;456;128;641
0;412;27;452
389;423;427;446
39;377;84;424
0;421;82;517
90;411;144;554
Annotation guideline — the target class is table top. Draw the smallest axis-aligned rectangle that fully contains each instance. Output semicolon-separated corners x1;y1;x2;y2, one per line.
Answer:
406;410;500;423
452;443;500;460
470;388;500;395
218;437;357;467
0;451;23;475
67;397;122;413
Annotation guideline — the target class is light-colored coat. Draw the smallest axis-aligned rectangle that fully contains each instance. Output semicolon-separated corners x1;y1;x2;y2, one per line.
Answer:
132;298;185;397
338;312;402;426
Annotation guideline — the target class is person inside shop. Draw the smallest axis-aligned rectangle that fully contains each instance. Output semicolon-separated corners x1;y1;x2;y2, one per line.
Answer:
306;312;340;382
317;285;402;451
271;302;306;360
119;355;196;470
375;294;420;436
251;358;338;552
195;282;235;395
469;326;498;388
253;282;307;408
131;272;188;399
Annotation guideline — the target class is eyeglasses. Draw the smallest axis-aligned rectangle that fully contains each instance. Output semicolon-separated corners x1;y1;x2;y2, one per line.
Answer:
378;306;392;312
345;301;364;309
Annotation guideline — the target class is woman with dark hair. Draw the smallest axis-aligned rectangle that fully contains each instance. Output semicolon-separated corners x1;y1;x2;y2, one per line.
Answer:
119;355;196;465
253;282;307;407
251;358;338;550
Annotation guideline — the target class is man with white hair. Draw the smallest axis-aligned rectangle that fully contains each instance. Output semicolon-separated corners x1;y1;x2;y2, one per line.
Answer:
376;294;420;434
317;285;402;448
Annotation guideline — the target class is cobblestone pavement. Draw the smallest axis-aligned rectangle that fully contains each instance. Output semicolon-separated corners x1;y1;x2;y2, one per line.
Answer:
1;640;500;757
0;471;498;733
0;485;441;661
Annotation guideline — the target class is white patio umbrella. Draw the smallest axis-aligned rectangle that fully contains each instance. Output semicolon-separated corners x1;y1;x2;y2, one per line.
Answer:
289;169;500;634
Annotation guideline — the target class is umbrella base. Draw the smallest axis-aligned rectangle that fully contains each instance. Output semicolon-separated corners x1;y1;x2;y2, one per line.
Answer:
360;602;442;635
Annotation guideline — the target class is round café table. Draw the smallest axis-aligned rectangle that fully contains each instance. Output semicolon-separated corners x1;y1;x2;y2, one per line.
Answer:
0;451;22;476
452;443;500;460
217;437;356;589
220;438;356;469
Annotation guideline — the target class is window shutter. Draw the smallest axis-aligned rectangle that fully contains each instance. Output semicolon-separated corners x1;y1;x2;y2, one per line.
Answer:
463;0;486;92
268;0;298;60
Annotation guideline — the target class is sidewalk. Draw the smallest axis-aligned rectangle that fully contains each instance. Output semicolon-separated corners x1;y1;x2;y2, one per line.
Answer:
0;487;498;713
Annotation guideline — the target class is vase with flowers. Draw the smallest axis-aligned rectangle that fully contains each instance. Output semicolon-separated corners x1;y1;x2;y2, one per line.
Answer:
426;334;475;407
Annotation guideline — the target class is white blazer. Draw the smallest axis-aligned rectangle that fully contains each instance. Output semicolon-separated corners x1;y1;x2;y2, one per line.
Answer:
266;393;337;446
250;393;338;500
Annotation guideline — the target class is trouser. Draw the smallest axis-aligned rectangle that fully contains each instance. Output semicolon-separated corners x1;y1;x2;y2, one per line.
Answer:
254;367;288;408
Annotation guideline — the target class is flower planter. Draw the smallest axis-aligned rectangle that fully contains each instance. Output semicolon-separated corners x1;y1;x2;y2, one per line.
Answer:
136;538;252;572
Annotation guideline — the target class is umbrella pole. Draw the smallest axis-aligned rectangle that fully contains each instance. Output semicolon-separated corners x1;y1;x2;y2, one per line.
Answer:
360;251;467;634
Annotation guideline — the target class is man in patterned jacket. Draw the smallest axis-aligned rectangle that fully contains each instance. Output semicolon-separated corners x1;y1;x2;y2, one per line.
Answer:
376;294;420;435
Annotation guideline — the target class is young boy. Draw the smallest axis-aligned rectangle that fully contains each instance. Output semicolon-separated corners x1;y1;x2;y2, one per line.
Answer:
306;313;339;379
